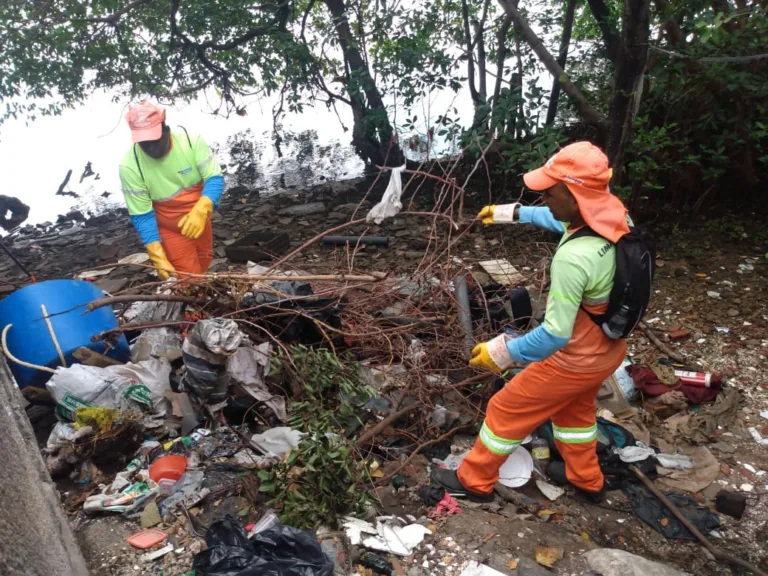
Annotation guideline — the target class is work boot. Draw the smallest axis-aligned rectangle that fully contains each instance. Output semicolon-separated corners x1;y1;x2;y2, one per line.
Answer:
546;461;606;504
430;469;495;503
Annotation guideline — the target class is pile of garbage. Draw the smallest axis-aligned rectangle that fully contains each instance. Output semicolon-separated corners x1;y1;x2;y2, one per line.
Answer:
12;184;763;575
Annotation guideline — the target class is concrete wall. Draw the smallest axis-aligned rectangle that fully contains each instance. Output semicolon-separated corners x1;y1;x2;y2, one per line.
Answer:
0;359;89;576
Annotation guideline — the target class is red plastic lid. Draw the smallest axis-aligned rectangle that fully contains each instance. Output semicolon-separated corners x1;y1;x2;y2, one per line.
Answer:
127;529;168;549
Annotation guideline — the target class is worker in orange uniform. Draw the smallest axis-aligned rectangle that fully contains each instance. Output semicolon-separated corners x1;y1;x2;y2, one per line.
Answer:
119;101;224;278
432;142;630;503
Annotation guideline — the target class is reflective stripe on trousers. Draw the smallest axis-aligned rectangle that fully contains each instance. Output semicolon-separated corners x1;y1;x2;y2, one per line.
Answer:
478;422;522;455
552;423;598;444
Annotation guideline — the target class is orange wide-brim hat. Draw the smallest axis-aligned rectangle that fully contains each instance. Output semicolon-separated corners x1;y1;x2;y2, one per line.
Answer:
523;141;630;243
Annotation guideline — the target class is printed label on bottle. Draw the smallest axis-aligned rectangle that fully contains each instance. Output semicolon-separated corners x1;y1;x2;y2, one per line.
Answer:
674;370;711;386
532;446;550;460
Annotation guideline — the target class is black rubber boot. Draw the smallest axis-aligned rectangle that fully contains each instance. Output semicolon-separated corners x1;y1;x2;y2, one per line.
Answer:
546;461;606;504
430;468;495;503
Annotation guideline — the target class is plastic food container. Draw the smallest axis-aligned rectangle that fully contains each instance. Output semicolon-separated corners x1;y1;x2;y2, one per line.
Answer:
126;529;168;549
157;478;178;495
148;454;188;483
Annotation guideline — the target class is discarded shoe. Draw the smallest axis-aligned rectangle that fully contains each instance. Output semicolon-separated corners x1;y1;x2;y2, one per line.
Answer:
547;461;606;504
429;468;494;503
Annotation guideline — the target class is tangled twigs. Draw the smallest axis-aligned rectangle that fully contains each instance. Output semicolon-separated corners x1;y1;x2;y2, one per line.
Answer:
91;320;194;341
266;211;460;274
84;294;208;313
357;404;417;447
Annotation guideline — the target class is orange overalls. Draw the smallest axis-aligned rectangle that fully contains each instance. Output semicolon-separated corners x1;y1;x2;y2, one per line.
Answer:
155;184;213;275
457;305;626;494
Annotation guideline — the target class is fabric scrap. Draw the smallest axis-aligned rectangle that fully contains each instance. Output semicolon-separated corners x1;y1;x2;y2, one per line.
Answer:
679;388;741;444
618;445;656;463
628;365;721;405
623;481;720;540
657;446;719;493
427;492;462;518
645;391;688;419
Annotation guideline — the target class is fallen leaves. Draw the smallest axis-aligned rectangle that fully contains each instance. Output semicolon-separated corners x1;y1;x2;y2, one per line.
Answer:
508;559;519;570
535;545;563;568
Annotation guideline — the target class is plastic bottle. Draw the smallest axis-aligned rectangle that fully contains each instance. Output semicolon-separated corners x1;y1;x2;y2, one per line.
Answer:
602;304;631;339
674;370;723;388
531;436;551;476
246;510;280;537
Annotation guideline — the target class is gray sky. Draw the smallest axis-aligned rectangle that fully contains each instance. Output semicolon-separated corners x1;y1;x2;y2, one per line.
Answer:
1;75;483;226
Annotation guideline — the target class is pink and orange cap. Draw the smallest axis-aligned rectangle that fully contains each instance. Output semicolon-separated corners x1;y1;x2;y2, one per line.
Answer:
125;100;166;143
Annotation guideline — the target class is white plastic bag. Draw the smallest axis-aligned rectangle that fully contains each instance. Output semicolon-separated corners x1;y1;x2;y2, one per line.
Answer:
46;422;93;452
366;164;406;224
131;327;183;362
46;358;172;420
251;427;304;457
109;358;172;414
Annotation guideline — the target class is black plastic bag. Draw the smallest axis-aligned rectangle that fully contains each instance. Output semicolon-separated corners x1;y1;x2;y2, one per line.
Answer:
193;516;333;576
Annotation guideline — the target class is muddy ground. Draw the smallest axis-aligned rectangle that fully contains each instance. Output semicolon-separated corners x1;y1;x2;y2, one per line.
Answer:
8;176;768;575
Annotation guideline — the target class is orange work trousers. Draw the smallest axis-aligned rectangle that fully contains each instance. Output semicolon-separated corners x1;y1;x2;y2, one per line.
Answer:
457;356;621;494
154;185;213;275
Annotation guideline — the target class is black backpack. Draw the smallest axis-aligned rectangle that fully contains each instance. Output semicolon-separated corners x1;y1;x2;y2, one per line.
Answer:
563;226;656;339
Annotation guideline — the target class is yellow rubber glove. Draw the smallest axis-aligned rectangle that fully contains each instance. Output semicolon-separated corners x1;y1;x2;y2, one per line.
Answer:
477;205;496;225
178;196;214;239
469;342;503;373
146;241;176;280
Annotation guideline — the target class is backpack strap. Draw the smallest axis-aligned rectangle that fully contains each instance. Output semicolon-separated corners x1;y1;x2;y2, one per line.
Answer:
178;125;193;148
560;226;612;325
561;226;603;245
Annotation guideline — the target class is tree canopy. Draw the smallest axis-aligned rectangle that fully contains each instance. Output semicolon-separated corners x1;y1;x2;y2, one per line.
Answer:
2;0;767;209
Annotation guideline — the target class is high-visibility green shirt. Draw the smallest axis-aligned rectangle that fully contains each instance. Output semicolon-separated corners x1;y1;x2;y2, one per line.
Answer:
119;130;222;216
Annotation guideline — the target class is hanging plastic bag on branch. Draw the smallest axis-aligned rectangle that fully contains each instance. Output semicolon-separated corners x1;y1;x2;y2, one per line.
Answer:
366;164;406;224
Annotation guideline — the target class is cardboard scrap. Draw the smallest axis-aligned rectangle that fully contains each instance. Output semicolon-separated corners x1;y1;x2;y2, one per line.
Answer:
477;259;524;286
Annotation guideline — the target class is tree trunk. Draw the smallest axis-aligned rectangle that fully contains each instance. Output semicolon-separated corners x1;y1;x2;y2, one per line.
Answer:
586;0;619;62
475;18;487;99
512;20;525;140
461;0;480;106
324;0;402;165
497;0;608;132
607;0;651;180
491;14;512;107
545;0;577;125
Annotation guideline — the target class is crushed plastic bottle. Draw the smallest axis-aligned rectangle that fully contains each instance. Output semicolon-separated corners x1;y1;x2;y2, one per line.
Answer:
531;436;551;476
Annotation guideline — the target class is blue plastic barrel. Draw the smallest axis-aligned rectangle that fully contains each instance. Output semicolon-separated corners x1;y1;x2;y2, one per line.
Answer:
0;280;131;389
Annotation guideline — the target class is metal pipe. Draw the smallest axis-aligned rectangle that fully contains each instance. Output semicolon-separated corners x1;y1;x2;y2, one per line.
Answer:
321;236;389;247
453;274;474;356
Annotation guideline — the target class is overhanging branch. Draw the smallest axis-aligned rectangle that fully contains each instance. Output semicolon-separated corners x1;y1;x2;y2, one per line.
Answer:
496;0;608;130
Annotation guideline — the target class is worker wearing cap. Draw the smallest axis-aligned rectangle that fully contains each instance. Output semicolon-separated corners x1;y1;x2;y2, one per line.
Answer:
119;101;224;278
432;142;630;502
